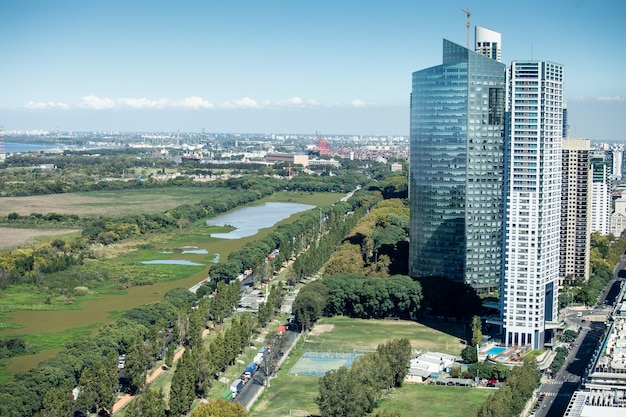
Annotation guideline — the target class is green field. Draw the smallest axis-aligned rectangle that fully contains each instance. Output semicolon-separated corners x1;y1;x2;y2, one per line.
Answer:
300;316;466;355
249;316;475;417
372;384;492;417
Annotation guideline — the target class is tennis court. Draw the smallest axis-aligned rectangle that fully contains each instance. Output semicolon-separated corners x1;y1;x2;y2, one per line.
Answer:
289;351;361;376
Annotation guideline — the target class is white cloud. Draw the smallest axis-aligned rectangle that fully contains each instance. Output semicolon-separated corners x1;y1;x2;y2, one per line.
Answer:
78;95;116;109
597;96;625;102
23;95;375;111
220;97;259;109
173;96;214;109
24;101;70;110
77;95;214;110
349;99;368;108
118;97;160;109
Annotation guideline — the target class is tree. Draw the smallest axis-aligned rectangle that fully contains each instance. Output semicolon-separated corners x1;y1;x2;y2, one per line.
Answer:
461;345;478;364
189;399;247;417
377;338;411;388
125;388;166;417
169;350;196;416
471;315;483;347
41;386;73;417
293;291;326;332
76;363;115;416
165;343;175;368
316;366;374;417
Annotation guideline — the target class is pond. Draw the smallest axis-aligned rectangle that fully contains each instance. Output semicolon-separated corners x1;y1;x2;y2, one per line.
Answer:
206;202;315;239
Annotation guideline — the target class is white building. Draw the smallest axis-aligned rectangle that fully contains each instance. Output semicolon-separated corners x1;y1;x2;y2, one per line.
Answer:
591;154;612;235
610;197;626;237
475;26;502;62
502;61;563;349
612;149;623;180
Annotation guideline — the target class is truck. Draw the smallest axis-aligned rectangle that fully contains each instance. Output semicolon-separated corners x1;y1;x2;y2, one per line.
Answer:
244;361;258;378
230;379;244;398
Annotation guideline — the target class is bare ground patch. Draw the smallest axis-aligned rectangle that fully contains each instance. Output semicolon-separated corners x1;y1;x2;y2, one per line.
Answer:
308;324;334;336
0;227;81;250
0;190;207;217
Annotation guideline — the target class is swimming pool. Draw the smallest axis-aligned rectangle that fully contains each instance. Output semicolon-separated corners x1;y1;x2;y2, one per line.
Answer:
485;347;506;355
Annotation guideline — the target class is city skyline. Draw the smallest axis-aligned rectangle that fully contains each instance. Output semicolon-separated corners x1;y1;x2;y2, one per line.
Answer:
1;0;625;139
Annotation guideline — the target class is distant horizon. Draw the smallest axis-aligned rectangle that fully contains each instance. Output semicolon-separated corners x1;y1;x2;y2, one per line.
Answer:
2;1;625;140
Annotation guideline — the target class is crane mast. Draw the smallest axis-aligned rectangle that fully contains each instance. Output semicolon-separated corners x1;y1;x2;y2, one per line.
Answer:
461;8;471;49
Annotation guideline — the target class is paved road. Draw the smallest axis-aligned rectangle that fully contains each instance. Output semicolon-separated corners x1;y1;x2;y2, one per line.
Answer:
234;328;301;410
533;321;605;417
531;274;622;417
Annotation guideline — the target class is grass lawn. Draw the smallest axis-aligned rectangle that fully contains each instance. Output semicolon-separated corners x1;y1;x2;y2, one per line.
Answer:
301;316;465;356
250;316;471;417
371;384;492;417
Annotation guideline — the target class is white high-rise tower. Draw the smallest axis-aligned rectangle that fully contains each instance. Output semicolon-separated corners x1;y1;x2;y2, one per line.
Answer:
502;61;564;349
475;26;502;62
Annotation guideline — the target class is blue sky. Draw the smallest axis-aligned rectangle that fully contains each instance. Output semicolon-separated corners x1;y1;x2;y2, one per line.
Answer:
1;0;625;139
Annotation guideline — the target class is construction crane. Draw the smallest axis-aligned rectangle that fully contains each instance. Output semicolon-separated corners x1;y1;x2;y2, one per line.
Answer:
461;8;471;49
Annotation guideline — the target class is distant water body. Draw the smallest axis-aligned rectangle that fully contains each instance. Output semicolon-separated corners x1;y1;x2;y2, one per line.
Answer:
206;202;315;239
4;142;57;153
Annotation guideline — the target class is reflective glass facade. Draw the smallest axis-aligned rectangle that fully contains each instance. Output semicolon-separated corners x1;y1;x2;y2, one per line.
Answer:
409;39;506;293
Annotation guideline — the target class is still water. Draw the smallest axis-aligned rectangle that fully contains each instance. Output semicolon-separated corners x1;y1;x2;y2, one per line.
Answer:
206;202;315;239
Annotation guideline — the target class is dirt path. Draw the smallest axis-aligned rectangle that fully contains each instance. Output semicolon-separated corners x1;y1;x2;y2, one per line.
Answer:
111;333;205;414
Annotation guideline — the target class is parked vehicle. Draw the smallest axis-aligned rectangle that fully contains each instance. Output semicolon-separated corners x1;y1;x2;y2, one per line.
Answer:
230;379;244;398
244;361;258;378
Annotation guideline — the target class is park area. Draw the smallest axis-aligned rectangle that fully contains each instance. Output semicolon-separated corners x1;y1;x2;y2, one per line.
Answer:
249;316;490;417
0;189;343;379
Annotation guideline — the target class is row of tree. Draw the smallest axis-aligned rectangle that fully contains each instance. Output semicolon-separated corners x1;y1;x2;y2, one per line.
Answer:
292;274;423;336
127;283;284;417
323;198;409;277
315;338;412;417
559;231;626;308
209;194;371;285
0;279;248;416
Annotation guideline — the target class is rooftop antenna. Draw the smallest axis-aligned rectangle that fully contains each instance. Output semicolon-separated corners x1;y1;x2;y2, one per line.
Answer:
461;8;471;49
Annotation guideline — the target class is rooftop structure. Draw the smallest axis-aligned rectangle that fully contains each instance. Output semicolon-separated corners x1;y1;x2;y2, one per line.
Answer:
475;26;502;61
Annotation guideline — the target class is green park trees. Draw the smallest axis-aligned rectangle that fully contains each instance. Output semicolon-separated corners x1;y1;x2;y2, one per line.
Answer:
294;274;423;324
474;359;541;417
316;339;411;417
124;388;167;417
189;399;247;417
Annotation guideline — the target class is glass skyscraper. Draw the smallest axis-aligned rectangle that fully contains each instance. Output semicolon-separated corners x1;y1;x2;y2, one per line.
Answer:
409;39;506;293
